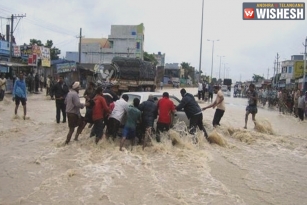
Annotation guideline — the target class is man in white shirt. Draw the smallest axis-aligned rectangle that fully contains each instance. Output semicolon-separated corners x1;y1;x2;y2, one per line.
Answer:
198;82;203;101
40;74;44;92
0;73;7;101
108;94;129;140
202;85;225;127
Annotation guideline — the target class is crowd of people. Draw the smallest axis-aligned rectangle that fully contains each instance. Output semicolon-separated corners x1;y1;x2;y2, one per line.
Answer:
258;87;307;121
2;71;268;149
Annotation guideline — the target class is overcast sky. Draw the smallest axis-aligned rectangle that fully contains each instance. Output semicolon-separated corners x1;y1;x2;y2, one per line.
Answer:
1;0;306;82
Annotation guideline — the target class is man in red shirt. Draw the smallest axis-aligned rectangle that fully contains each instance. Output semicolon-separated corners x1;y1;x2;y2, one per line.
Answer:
92;87;110;144
156;92;176;142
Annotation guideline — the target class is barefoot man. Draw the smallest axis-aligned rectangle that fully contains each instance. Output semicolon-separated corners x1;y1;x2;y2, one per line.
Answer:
65;82;86;144
244;83;258;129
12;72;27;120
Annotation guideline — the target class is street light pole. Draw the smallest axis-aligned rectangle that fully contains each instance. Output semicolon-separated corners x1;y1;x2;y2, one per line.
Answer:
198;0;204;82
208;39;219;83
223;63;228;79
217;55;225;79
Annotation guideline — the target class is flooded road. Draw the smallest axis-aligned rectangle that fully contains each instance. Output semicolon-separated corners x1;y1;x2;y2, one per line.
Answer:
0;87;307;205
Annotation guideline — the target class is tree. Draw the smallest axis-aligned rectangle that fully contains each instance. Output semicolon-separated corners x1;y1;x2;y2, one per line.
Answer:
45;40;61;60
30;39;43;46
252;74;264;82
143;52;158;66
180;62;194;79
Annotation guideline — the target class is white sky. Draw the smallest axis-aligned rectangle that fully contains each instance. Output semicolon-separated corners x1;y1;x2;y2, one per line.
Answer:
1;0;306;82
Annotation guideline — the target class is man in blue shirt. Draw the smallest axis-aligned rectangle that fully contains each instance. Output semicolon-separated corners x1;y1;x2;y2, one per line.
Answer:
12;72;27;120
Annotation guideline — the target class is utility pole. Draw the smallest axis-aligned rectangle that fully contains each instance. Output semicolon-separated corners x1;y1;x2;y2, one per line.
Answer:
9;14;26;62
217;55;225;79
273;60;276;86
77;28;84;83
267;67;269;79
77;28;83;64
303;37;307;92
198;0;204;82
276;53;280;87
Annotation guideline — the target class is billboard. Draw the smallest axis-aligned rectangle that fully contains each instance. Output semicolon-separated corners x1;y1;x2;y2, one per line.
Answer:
20;45;33;58
28;54;38;66
13;46;21;57
32;45;41;58
40;47;51;67
294;61;307;78
56;62;77;73
0;40;9;56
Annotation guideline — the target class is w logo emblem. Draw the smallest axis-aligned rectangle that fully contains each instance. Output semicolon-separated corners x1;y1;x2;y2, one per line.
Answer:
244;8;255;19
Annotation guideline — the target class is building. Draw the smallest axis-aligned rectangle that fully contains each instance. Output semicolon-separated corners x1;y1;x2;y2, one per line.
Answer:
153;52;165;66
66;23;145;64
279;55;306;89
163;63;180;85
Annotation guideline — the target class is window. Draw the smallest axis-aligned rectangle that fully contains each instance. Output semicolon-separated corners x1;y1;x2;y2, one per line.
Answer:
288;67;292;73
153;95;180;106
109;41;114;48
169;97;180;106
126;94;141;105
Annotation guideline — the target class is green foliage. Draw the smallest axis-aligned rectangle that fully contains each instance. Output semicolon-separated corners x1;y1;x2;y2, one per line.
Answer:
29;39;43;46
180;62;194;79
252;74;264;82
143;52;158;66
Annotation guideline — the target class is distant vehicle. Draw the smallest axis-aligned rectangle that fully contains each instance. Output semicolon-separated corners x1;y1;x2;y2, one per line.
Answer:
221;85;228;92
121;92;189;126
93;57;156;95
172;81;179;88
223;78;232;91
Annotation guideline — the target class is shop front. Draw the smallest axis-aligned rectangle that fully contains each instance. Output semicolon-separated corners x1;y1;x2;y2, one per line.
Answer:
55;61;78;87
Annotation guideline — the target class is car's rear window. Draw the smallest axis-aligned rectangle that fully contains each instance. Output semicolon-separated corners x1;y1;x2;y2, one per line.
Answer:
125;94;141;105
153;95;180;106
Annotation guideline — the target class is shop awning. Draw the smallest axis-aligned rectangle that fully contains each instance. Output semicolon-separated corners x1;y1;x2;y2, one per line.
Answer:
0;61;29;67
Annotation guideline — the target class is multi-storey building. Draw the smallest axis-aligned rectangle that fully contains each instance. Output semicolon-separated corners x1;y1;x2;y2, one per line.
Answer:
66;23;145;64
280;55;305;89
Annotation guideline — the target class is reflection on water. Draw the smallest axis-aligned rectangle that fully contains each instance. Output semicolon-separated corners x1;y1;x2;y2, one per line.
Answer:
0;88;307;205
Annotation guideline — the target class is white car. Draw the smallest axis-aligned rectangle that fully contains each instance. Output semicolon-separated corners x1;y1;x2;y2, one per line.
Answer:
121;92;189;126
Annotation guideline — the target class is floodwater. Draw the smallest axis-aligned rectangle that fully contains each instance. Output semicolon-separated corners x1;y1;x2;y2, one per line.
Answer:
0;87;307;205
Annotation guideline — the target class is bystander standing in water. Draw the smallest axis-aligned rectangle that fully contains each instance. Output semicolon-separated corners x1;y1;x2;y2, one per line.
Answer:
12;72;27;120
297;91;305;121
198;81;203;101
51;75;69;123
40;74;44;92
208;84;213;103
34;72;39;93
0;73;7;101
244;83;258;129
46;75;51;96
65;82;86;144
